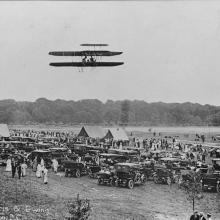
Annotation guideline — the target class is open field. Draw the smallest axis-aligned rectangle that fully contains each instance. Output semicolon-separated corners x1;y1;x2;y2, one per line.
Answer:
1;167;220;220
9;125;220;144
9;125;220;135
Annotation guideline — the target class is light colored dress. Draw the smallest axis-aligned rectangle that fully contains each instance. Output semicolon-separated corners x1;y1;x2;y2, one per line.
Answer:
5;159;12;172
36;164;42;178
52;159;59;173
21;163;27;176
43;168;48;184
41;158;45;167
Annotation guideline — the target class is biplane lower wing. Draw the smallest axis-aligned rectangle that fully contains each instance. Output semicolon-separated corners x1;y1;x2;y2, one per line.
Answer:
49;51;122;56
49;62;124;67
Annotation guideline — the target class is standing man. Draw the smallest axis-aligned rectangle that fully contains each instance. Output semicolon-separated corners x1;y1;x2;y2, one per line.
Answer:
206;213;212;220
17;161;22;179
190;211;200;220
52;158;59;173
43;167;48;184
11;157;16;178
21;160;28;177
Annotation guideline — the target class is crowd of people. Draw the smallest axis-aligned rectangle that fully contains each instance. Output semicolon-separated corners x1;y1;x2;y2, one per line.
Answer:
5;155;48;184
190;211;212;220
1;129;219;219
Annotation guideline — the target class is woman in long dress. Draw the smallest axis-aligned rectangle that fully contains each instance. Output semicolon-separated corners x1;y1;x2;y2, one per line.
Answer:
52;159;59;173
5;157;12;172
32;156;38;172
21;162;27;177
43;167;48;184
36;163;42;178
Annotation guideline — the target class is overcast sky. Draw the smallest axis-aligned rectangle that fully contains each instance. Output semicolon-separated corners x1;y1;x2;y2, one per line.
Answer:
1;1;220;105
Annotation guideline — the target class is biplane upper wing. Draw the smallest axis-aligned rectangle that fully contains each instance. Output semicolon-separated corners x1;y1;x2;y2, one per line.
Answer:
80;44;108;47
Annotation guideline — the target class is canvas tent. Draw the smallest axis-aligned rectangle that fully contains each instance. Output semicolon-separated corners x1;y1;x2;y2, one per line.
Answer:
105;128;129;141
77;126;106;139
0;124;10;138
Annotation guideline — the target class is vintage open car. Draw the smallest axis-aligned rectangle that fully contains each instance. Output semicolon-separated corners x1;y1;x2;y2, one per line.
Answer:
114;163;146;189
99;153;129;166
140;161;155;180
87;164;102;178
63;160;87;178
153;167;174;184
51;152;77;171
97;168;116;186
27;150;52;169
201;172;220;192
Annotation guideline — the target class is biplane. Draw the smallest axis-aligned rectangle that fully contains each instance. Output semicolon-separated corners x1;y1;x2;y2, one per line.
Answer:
49;44;124;68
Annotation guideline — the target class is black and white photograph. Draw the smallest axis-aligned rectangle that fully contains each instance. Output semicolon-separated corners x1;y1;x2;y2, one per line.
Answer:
0;1;220;219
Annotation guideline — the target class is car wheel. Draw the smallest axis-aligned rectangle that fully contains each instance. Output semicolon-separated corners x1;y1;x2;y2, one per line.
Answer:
98;178;102;185
109;179;113;187
141;174;146;183
153;176;158;184
88;171;93;178
75;169;81;178
127;180;134;189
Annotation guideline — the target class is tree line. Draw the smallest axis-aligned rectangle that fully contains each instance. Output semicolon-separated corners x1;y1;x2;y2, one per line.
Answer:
1;98;220;126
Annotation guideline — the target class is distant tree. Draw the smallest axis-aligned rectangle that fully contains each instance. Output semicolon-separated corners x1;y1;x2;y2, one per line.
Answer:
210;112;220;126
120;100;130;125
180;171;203;212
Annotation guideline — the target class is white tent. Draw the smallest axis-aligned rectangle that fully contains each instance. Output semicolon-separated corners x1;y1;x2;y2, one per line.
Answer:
77;126;106;139
105;128;129;141
0;124;10;138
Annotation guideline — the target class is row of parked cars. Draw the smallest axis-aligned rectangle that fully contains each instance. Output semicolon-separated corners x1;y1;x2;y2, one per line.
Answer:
1;141;220;192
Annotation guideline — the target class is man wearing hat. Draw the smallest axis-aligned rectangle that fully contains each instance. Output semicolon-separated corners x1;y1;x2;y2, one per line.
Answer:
206;213;212;220
190;211;200;220
199;212;206;220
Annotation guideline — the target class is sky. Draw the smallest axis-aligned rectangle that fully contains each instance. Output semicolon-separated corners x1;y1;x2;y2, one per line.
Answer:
1;1;220;105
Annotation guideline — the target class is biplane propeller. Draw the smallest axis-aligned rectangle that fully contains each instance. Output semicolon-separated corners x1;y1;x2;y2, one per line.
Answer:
49;44;124;68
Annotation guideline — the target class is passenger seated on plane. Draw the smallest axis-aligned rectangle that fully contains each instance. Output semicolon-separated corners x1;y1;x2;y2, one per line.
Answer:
82;55;87;63
90;56;96;63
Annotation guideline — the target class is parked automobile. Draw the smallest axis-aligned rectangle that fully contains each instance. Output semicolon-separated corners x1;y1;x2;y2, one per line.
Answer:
87;164;102;178
27;150;52;168
201;172;220;192
63;161;87;178
153;167;174;184
97;168;116;186
114;163;146;189
99;153;129;167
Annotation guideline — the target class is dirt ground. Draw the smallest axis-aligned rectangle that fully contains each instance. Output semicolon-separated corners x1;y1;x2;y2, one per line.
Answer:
1;167;220;220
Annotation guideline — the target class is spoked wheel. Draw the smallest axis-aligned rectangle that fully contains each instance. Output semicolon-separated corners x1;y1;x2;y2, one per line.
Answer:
88;171;93;178
65;169;68;177
109;179;114;187
98;178;103;185
153;176;158;184
127;180;134;189
75;169;81;178
141;174;146;184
